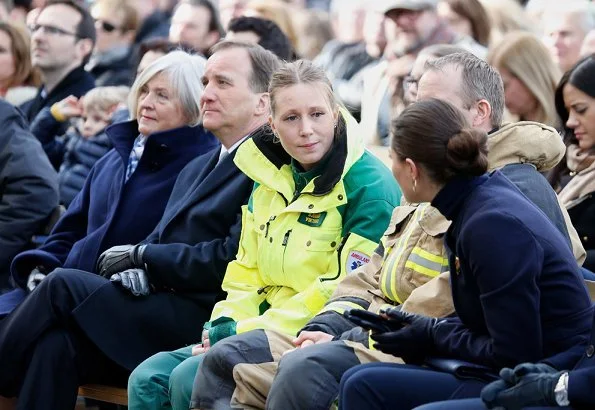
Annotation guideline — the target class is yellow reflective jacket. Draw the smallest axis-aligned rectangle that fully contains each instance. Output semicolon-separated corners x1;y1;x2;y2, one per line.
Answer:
209;111;401;337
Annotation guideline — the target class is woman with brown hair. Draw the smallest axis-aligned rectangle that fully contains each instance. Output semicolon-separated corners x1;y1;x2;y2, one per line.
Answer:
0;21;40;105
437;0;491;47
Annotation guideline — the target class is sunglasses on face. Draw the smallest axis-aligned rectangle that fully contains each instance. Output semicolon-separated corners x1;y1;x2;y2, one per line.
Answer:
95;19;120;33
29;23;78;37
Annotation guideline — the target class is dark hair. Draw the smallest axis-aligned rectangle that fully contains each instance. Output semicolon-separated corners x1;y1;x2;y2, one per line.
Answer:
183;0;225;37
135;38;178;73
228;16;292;61
44;0;96;64
391;98;488;184
13;0;29;10
549;54;595;188
209;40;282;93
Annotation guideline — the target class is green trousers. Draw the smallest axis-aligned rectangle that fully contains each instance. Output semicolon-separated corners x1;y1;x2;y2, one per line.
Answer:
127;345;204;410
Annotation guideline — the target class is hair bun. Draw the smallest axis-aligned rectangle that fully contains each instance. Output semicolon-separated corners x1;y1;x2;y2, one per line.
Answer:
445;128;489;176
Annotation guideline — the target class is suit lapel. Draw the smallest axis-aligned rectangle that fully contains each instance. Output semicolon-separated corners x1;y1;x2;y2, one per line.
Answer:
162;149;241;230
190;149;241;203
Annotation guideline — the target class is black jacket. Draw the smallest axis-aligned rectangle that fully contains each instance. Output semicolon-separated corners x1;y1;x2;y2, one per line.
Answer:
20;66;95;165
567;193;595;271
0;101;59;287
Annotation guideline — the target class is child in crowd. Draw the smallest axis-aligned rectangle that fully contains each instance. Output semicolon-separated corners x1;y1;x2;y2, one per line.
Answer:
31;86;129;206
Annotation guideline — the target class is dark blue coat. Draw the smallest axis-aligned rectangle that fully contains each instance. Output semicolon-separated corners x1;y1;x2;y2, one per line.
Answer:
72;139;254;370
9;120;219;289
29;106;126;202
546;312;595;407
0;101;58;288
20;67;95;162
430;171;593;370
59;129;112;207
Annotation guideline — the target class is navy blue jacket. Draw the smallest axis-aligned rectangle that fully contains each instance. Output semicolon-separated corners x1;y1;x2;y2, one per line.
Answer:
544;312;595;407
139;143;254;298
72;140;255;370
9;120;219;288
0;101;58;288
59;130;112;207
430;171;593;370
29;106;127;193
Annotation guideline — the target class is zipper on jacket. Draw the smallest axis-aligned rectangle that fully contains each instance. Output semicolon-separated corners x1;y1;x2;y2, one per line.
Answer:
257;285;272;295
281;229;292;276
264;216;276;238
321;233;350;282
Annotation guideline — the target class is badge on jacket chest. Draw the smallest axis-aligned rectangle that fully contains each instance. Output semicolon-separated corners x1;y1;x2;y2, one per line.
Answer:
298;211;327;227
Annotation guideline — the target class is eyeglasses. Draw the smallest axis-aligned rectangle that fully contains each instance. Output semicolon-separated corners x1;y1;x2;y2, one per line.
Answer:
28;23;78;37
403;75;420;91
95;19;120;33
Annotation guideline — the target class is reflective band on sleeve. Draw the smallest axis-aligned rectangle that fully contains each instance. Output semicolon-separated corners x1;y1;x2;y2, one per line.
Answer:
321;300;366;314
406;249;449;278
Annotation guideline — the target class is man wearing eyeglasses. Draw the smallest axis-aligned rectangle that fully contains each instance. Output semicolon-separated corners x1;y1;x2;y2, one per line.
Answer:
20;0;96;168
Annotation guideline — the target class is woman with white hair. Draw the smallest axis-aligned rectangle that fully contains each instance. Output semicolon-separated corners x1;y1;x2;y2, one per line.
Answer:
0;50;219;409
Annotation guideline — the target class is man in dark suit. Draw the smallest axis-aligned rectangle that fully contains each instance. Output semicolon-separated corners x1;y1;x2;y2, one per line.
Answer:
0;42;281;410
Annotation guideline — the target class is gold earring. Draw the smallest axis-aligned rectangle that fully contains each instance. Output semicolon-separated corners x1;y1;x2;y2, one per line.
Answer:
412;179;417;192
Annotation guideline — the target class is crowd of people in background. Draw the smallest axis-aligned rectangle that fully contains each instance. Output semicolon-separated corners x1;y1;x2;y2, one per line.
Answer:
0;0;594;409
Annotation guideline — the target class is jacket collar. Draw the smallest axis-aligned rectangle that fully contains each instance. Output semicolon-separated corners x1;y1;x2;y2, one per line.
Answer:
431;174;489;221
39;65;93;102
487;122;565;173
236;109;364;201
105;120;219;164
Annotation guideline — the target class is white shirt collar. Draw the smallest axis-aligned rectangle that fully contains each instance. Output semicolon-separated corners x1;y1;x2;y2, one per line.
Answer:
218;135;248;163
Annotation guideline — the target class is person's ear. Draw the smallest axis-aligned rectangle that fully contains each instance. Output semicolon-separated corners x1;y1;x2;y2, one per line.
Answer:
405;158;419;181
122;29;135;44
473;99;492;128
206;31;221;49
268;115;275;132
76;38;94;63
255;92;270;116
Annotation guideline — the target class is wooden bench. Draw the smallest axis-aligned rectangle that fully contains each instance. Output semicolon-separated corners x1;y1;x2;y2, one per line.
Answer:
78;384;128;406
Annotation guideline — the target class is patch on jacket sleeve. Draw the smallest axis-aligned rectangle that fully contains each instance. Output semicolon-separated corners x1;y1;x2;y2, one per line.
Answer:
347;251;370;273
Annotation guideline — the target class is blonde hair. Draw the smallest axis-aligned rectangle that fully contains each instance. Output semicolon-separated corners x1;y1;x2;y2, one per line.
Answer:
269;60;340;116
488;31;561;127
128;50;206;127
83;86;129;114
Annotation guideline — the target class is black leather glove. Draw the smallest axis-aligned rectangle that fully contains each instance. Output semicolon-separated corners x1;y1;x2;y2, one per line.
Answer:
26;267;47;292
97;244;146;278
110;268;152;296
343;309;404;333
370;307;437;362
481;363;561;409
